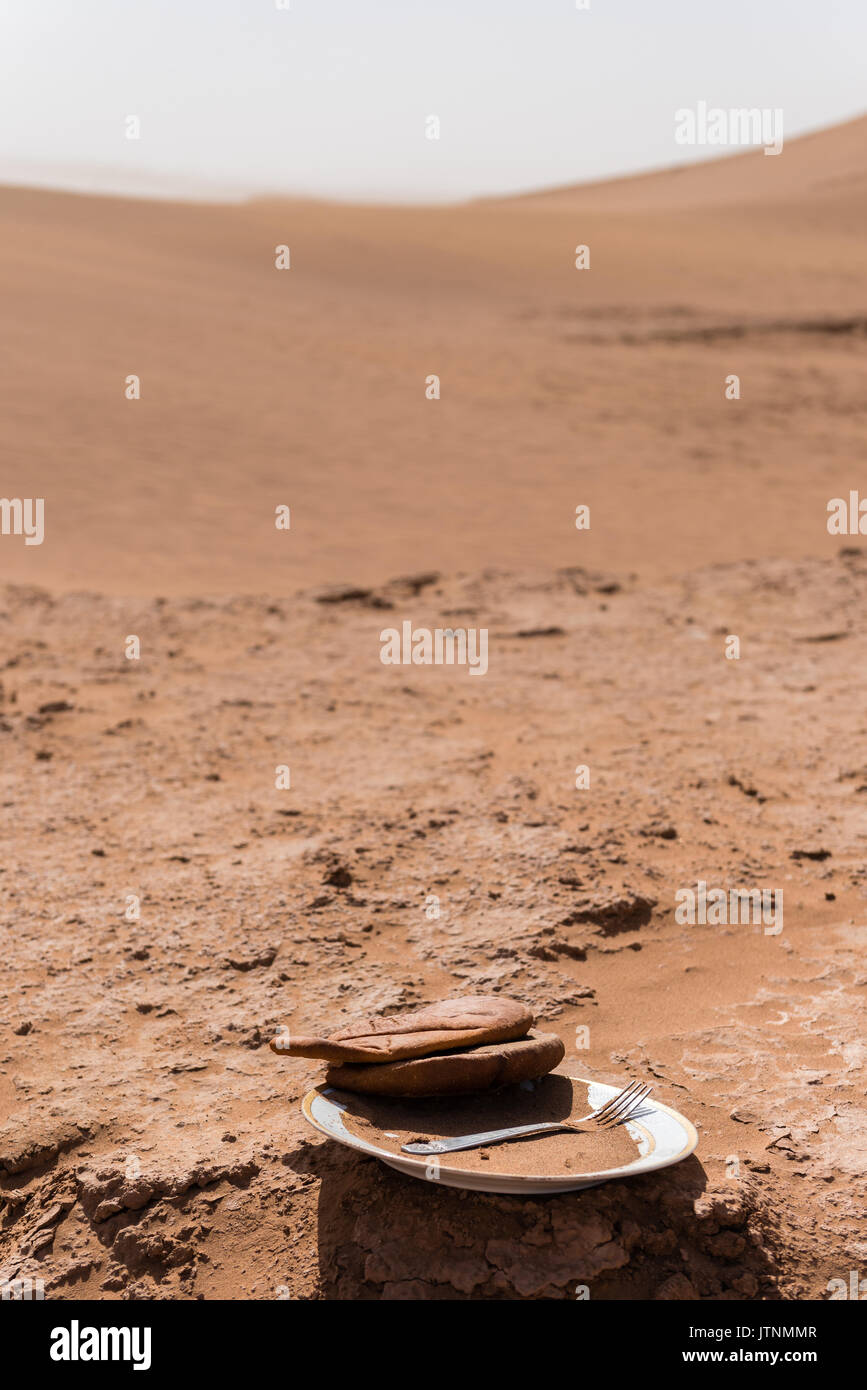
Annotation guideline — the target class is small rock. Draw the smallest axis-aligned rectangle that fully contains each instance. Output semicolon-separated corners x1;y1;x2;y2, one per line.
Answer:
730;1107;757;1124
655;1273;698;1300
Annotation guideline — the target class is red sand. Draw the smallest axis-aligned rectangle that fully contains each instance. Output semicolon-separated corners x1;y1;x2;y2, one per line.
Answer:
0;117;866;1300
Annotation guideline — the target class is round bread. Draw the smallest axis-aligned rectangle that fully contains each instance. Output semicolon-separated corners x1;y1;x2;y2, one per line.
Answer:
271;995;533;1064
325;1029;565;1097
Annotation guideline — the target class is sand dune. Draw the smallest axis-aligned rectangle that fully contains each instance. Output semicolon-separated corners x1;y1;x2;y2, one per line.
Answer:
2;115;865;596
514;111;867;211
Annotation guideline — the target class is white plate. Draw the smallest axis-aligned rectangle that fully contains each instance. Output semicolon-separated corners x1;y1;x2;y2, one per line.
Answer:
301;1075;699;1194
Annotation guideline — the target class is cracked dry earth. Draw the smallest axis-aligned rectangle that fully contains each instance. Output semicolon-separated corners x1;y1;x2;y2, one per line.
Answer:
1;552;865;1301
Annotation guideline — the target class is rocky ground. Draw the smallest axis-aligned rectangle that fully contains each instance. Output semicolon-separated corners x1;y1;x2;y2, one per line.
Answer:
1;551;865;1299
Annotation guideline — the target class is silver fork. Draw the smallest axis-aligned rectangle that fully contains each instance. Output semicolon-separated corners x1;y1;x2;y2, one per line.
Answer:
400;1080;652;1155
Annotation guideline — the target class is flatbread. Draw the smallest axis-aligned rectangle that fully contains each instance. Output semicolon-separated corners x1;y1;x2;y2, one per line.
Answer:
270;995;533;1064
324;1029;565;1096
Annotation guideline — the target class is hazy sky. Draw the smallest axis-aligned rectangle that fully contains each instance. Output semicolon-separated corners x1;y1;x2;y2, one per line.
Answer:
0;0;864;201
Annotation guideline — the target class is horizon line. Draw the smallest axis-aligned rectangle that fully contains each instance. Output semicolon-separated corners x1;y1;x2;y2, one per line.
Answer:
0;107;863;211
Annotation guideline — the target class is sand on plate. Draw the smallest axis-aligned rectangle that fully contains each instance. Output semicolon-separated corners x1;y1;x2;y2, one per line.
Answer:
336;1073;643;1178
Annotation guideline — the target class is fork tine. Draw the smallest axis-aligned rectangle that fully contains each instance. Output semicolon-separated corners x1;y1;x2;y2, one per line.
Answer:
613;1083;652;1120
597;1092;644;1129
591;1078;647;1123
621;1086;654;1125
602;1084;653;1128
595;1086;638;1125
592;1080;643;1123
598;1082;653;1128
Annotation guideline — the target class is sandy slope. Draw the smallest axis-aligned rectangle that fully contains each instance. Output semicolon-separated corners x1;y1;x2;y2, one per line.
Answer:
518;111;867;210
1;117;865;594
1;117;866;1300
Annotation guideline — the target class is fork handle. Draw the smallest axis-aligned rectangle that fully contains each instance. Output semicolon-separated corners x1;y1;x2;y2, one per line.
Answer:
401;1120;574;1155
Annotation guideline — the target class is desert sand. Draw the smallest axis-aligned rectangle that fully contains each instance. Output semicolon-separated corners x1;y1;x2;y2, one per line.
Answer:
0;116;865;1300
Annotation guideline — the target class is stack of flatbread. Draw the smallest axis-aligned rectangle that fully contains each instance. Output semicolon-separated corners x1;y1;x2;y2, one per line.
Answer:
270;995;564;1097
